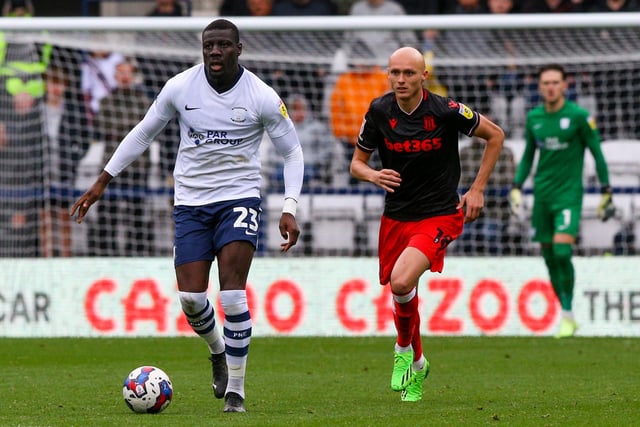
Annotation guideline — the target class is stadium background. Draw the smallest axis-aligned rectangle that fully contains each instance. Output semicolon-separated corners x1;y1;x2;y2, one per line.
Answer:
0;4;638;337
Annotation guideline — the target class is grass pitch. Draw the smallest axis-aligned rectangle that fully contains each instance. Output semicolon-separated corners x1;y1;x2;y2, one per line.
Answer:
2;336;638;426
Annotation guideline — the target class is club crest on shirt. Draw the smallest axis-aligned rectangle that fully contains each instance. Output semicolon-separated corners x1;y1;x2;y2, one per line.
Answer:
278;99;289;119
231;107;247;123
560;117;570;129
458;103;473;119
423;116;436;131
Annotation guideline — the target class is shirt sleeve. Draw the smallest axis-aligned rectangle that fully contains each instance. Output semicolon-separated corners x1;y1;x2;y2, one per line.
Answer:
444;99;480;137
514;116;537;187
583;114;610;187
356;108;380;153
270;129;304;202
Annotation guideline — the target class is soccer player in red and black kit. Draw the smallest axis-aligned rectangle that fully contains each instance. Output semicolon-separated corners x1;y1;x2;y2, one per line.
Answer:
351;47;504;402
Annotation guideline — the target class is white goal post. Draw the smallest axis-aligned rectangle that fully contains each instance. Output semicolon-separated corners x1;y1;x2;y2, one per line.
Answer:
0;14;638;258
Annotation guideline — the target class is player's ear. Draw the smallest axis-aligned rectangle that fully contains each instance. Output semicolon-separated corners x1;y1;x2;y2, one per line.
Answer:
237;42;243;56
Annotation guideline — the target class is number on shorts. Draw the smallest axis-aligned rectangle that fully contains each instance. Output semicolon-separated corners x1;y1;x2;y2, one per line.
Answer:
233;207;259;232
559;208;571;230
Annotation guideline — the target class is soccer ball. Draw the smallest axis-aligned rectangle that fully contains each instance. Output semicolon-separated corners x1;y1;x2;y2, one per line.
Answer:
122;366;173;414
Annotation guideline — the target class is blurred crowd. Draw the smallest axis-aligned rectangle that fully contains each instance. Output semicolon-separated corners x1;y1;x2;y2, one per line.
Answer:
6;0;640;18
0;0;638;258
217;0;639;16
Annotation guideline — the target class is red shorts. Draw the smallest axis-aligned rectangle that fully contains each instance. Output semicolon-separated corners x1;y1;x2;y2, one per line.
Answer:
378;210;464;285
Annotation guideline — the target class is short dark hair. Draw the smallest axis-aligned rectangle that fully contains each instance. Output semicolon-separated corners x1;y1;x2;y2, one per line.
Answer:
538;63;566;80
203;19;240;43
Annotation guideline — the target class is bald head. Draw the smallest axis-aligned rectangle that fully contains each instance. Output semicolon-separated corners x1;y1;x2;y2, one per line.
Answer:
387;47;427;110
389;47;426;74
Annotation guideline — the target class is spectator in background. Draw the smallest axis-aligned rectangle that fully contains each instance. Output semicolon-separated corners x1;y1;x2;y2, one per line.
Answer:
89;58;154;256
521;0;584;12
345;0;418;61
329;60;389;147
458;136;516;255
422;50;447;97
147;0;185;16
447;0;488;13
440;0;492;115
0;91;44;257
263;1;336;113
328;60;390;183
588;0;639;11
2;0;33;16
397;0;444;14
443;0;488;53
485;0;527;138
272;0;338;15
41;64;90;257
401;0;443;51
80;49;124;121
586;0;640;139
219;0;273;16
488;0;520;13
263;93;339;190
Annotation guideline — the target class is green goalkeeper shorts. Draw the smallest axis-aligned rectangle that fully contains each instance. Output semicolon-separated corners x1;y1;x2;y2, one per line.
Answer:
531;200;581;243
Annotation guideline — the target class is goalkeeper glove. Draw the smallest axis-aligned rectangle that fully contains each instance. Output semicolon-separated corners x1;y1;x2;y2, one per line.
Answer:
509;186;522;217
597;186;616;222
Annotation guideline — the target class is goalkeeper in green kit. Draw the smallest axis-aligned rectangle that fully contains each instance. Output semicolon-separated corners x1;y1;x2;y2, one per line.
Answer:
509;64;614;338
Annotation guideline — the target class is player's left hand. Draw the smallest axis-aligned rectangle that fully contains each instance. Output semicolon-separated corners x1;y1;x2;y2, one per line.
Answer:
458;188;484;223
597;186;616;222
279;213;300;252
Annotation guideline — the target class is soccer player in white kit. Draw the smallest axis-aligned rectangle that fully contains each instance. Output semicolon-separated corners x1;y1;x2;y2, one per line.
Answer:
71;19;304;413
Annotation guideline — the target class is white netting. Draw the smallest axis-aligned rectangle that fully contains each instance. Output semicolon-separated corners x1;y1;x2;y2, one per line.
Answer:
0;15;638;257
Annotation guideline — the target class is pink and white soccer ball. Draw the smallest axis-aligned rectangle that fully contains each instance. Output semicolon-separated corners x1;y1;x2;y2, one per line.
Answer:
122;366;173;414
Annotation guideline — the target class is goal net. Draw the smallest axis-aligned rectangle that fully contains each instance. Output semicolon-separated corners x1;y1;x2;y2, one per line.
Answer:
0;14;638;258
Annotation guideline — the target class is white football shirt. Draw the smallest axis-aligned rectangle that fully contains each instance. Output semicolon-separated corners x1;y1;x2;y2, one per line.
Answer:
104;64;301;206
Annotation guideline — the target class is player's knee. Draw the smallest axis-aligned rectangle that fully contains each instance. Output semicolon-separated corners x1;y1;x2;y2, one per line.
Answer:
220;289;248;316
389;274;416;296
178;290;208;315
552;243;573;263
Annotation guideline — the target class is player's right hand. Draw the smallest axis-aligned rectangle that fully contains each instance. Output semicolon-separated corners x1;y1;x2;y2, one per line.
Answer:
509;187;522;217
70;173;111;223
374;169;401;193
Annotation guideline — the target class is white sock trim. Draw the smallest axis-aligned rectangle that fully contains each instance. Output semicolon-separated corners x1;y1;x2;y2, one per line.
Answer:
394;343;412;353
392;288;417;304
412;355;425;371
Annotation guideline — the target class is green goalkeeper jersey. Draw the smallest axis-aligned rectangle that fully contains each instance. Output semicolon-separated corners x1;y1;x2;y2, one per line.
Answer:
514;100;610;204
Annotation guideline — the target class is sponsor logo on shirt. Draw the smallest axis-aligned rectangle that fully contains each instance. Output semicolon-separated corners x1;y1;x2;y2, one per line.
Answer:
384;137;442;153
543;136;569;150
188;128;243;146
